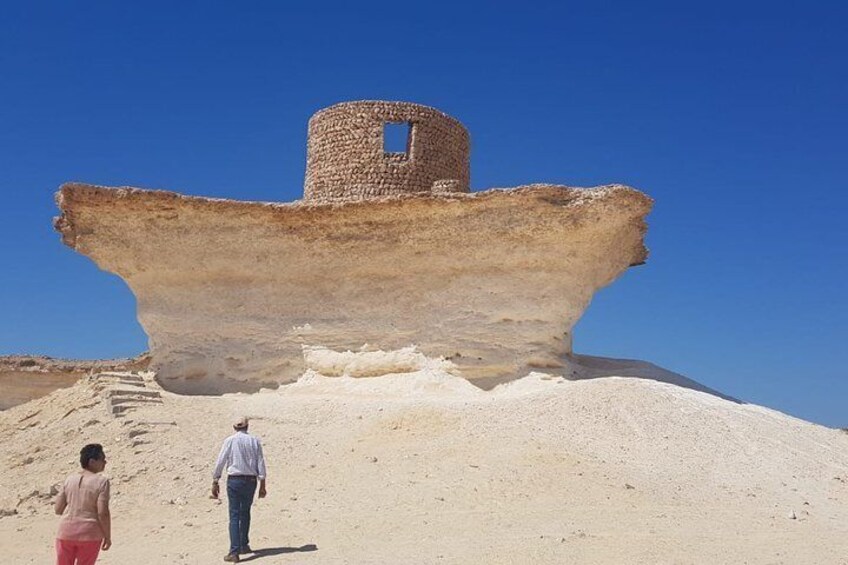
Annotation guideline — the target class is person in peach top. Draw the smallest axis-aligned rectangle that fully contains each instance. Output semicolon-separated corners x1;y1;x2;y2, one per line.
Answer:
53;444;112;565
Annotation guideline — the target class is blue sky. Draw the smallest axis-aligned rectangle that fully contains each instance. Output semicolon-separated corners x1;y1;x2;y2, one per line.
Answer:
1;2;845;426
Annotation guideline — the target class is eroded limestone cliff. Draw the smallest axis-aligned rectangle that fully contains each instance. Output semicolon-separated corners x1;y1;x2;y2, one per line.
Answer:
55;182;651;394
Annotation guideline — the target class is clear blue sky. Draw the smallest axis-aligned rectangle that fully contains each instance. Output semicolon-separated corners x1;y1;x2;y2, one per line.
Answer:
1;2;845;426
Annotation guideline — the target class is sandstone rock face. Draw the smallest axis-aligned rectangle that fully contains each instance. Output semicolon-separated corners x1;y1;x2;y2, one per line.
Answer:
55;182;651;395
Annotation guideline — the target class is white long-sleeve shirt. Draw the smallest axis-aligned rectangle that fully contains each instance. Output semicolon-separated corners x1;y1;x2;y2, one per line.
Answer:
212;431;267;480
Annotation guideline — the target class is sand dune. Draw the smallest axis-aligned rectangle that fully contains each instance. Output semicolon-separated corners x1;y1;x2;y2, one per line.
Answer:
1;350;846;564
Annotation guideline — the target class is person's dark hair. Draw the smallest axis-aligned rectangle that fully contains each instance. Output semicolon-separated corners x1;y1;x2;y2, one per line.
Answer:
80;443;104;469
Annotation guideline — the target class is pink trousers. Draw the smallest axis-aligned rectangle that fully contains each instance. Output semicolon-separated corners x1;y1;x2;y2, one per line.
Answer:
55;539;102;565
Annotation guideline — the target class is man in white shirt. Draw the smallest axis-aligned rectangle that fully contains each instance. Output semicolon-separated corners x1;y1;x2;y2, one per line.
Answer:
212;416;267;563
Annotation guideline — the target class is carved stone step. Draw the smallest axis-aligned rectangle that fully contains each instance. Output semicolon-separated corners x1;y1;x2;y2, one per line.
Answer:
107;388;161;399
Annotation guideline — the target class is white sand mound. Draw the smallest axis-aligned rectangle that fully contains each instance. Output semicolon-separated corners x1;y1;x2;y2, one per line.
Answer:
289;345;480;398
294;346;734;401
490;371;568;395
1;353;847;564
289;369;482;398
301;344;460;378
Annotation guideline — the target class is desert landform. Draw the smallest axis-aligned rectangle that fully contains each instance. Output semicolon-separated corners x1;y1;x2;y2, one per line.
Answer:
0;354;149;410
2;101;846;564
1;350;847;564
53;101;652;395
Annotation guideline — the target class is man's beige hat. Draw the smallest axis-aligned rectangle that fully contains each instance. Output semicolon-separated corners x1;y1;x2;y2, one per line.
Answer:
233;416;249;429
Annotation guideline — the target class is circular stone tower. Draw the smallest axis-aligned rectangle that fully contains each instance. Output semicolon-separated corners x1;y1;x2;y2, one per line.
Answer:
304;101;470;202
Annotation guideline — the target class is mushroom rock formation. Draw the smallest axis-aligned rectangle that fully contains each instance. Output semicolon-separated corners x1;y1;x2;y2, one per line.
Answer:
54;101;652;394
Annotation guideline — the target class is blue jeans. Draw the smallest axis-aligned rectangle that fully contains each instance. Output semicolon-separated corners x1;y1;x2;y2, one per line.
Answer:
227;477;257;554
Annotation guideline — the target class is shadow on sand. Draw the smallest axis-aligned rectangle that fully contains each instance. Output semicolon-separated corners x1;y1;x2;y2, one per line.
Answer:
239;544;318;561
473;353;741;403
564;353;741;403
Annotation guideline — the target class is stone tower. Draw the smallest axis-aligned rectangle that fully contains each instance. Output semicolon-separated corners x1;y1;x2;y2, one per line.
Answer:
304;101;470;202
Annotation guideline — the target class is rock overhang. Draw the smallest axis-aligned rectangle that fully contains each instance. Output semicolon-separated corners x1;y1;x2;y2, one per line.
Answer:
55;181;652;394
53;99;653;394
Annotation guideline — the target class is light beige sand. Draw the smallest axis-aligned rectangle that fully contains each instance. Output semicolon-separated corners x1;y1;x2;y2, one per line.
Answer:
1;353;847;564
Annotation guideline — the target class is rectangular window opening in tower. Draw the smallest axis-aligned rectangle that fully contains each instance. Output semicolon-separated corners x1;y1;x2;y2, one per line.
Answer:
383;121;412;158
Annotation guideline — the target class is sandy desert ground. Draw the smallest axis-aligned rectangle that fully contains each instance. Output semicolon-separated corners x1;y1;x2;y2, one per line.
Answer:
1;349;847;564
